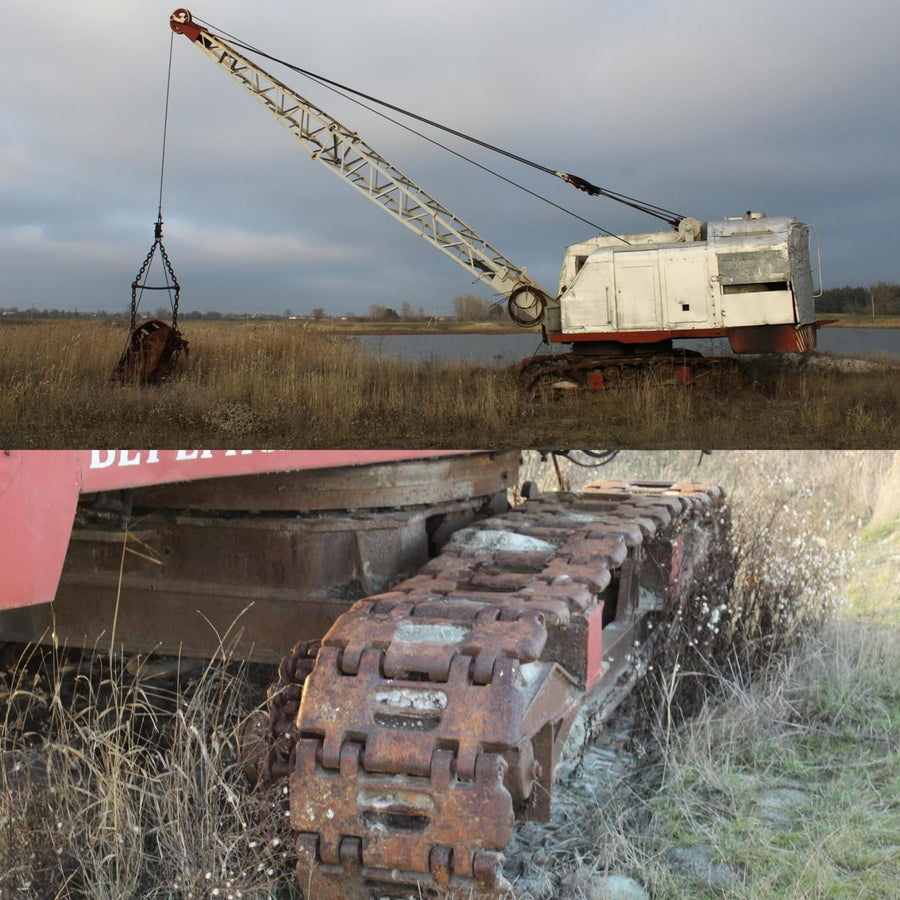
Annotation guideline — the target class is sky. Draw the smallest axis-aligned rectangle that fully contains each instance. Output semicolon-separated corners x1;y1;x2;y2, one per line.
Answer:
2;0;898;316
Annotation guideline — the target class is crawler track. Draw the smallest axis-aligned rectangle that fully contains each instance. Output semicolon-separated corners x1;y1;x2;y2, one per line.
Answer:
255;480;728;899
517;351;745;391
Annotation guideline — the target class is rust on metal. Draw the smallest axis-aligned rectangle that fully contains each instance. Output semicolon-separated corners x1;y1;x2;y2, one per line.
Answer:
126;450;517;512
273;480;728;897
517;350;746;392
727;321;818;354
112;319;188;384
0;454;516;661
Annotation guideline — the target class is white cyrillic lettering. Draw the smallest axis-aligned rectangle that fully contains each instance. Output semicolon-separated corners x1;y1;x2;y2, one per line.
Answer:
90;451;116;469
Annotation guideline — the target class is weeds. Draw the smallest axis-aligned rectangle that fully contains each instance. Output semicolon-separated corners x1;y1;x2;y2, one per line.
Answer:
0;643;299;899
514;451;899;899
2;320;898;447
635;617;900;899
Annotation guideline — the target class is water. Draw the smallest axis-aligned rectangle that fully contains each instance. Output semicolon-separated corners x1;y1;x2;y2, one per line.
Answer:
817;328;900;357
353;332;552;366
353;328;900;366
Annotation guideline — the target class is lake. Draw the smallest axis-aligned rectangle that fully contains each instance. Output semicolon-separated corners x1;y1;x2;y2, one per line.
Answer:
352;328;900;366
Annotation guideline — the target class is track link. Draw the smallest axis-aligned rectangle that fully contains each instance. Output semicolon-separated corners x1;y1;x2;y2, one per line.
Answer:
517;351;745;392
268;480;727;898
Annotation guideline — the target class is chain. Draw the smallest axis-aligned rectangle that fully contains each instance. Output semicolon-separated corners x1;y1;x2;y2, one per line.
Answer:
128;30;180;336
129;217;181;334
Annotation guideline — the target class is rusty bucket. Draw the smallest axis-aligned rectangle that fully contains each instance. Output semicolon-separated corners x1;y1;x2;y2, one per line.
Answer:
113;319;188;384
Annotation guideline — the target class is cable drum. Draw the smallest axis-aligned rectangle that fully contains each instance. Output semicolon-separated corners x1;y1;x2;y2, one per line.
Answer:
507;284;550;327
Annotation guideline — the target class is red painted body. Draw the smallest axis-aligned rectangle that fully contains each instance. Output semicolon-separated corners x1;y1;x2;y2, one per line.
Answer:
0;451;473;612
584;602;606;689
550;322;818;354
1;453;81;615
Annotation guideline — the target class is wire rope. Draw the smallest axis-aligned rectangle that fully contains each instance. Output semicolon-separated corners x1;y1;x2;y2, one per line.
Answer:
131;30;180;332
157;31;175;219
193;16;685;231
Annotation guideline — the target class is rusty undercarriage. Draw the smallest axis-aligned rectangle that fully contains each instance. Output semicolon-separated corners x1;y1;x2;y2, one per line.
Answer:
516;346;746;392
0;455;728;899
248;479;728;898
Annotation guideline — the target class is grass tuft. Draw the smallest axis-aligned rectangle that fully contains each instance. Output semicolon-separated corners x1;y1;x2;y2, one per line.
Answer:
0;643;300;899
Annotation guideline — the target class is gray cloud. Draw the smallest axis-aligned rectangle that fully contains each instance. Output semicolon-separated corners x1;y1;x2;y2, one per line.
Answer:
2;0;898;315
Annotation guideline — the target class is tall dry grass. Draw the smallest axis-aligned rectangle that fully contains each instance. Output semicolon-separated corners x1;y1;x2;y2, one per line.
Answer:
0;641;299;899
513;451;900;899
2;320;898;447
0;320;517;447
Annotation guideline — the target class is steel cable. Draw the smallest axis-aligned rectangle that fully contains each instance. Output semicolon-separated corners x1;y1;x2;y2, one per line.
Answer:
193;17;685;230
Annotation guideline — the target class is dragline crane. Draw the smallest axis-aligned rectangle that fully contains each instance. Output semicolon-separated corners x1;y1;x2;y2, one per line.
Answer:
160;8;821;390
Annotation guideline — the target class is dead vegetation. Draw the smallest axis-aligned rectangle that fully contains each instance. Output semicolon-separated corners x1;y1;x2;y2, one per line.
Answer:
510;450;900;899
1;320;897;448
0;643;301;899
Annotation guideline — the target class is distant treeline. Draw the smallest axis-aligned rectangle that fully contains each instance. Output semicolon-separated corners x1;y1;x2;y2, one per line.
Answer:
0;308;289;321
0;294;504;322
365;295;503;322
817;283;900;316
4;285;898;321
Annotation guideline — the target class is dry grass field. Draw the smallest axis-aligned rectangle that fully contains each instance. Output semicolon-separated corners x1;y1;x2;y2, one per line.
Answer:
821;314;900;329
1;320;898;448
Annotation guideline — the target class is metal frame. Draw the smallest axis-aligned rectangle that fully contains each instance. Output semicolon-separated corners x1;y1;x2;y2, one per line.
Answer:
0;450;490;612
170;10;551;303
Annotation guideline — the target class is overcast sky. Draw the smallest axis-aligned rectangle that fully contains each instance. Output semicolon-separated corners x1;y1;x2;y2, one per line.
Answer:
2;0;898;316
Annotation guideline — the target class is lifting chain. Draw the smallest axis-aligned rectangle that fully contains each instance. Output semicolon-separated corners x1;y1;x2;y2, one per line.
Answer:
129;215;181;333
113;214;187;383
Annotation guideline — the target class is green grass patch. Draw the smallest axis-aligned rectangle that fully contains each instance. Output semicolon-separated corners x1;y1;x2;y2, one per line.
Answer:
637;616;900;900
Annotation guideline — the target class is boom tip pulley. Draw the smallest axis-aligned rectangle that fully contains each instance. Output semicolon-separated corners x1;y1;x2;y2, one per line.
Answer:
170;8;203;41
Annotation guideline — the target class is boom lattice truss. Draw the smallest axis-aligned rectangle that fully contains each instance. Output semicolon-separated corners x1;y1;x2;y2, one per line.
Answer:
171;9;552;305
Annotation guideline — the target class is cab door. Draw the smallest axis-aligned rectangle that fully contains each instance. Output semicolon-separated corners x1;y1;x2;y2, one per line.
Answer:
615;251;662;330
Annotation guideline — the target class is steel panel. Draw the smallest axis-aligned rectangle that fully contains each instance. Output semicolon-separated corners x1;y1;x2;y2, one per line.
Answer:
717;249;790;285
